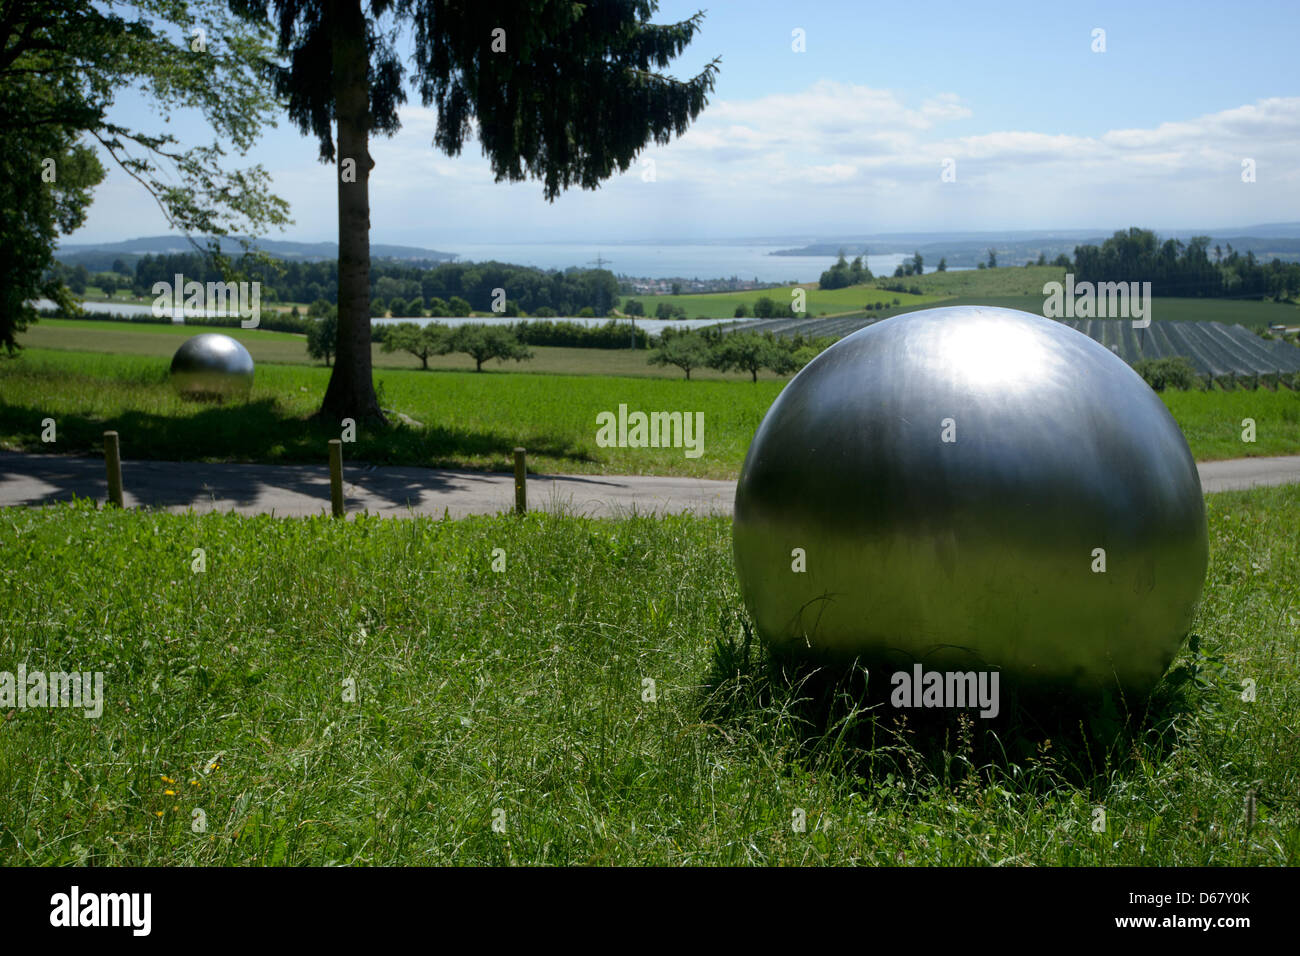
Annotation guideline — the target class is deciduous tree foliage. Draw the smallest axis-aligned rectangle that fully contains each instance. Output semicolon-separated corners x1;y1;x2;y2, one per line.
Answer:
1132;356;1200;392
647;330;710;379
444;324;533;372
0;0;289;353
0;107;102;353
230;0;719;422
306;309;339;365
379;320;445;369
709;332;794;383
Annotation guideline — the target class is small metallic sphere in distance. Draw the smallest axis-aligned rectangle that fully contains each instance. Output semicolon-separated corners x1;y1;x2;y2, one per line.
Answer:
169;333;254;401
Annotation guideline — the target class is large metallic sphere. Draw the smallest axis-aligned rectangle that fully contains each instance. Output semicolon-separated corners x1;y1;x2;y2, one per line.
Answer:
733;306;1208;698
169;333;254;400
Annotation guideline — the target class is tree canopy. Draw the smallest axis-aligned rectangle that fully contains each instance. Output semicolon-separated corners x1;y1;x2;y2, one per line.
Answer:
0;0;290;352
709;332;794;382
648;331;711;379
819;251;872;289
230;0;720;421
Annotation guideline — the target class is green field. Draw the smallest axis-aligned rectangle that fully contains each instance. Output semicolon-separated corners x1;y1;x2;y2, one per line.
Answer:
1163;387;1300;459
1;485;1295;865
888;265;1069;297
0;348;783;478
632;265;1300;330
21;318;308;361
3;345;1299;475
17;318;790;380
624;266;1059;319
622;284;945;319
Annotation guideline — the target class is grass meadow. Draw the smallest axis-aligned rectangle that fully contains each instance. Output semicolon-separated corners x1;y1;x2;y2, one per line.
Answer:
0;484;1295;865
0;348;781;478
17;318;789;379
621;284;945;318
896;265;1068;297
4;342;1300;475
630;264;1299;330
3;302;1298;868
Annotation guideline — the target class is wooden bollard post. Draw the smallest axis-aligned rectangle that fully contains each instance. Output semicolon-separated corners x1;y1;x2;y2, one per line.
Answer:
329;439;344;518
103;431;123;508
513;447;527;515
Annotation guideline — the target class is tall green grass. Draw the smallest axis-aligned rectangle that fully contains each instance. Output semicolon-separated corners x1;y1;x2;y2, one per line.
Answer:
1163;387;1300;459
0;349;781;478
0;486;1295;864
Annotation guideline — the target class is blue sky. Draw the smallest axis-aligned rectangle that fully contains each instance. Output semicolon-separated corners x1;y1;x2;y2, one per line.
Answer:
70;0;1300;246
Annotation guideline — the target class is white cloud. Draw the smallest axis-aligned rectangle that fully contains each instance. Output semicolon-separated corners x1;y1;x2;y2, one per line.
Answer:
68;84;1300;244
803;163;858;184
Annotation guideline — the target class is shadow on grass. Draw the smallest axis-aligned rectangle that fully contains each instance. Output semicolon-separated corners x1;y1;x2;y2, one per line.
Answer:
0;397;599;510
0;397;597;466
698;611;1228;799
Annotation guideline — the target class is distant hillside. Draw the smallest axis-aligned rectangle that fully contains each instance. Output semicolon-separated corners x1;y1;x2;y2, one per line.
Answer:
773;223;1300;267
55;235;458;272
1224;222;1300;238
771;237;1099;268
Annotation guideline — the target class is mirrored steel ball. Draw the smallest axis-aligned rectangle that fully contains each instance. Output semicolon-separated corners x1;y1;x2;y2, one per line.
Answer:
169;333;254;400
733;306;1208;698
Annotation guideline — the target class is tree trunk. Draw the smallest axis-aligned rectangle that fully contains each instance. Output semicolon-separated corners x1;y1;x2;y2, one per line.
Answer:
319;0;385;425
751;368;758;382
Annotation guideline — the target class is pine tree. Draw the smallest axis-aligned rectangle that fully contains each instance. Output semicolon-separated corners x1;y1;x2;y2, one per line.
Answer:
232;0;720;423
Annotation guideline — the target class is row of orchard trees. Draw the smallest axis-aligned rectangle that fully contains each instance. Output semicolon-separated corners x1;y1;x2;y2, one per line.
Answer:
354;317;651;369
314;316;829;382
374;322;533;374
648;327;834;381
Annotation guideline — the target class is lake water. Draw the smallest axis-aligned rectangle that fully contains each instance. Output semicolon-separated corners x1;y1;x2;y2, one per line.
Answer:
43;242;951;289
446;242;915;283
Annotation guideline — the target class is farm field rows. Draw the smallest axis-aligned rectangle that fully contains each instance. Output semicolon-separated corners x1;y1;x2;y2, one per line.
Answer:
720;294;1300;332
0;486;1295;865
937;295;1300;331
725;312;1300;379
3;346;1299;474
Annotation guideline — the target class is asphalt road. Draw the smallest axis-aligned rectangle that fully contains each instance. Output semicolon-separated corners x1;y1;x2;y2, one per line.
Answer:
1;450;1298;519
